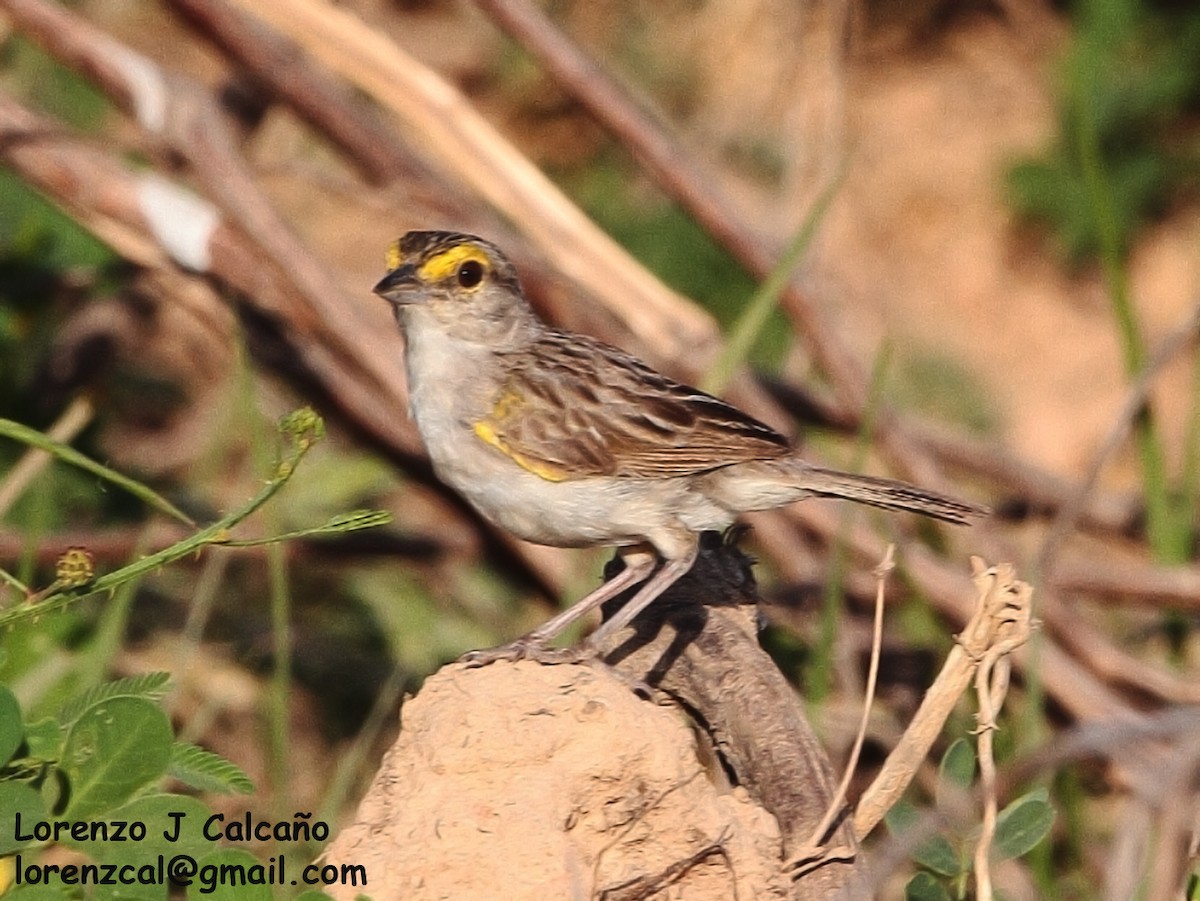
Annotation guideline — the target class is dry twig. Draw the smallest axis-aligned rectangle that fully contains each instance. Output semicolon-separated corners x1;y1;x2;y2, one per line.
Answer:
785;544;895;877
225;0;719;367
971;563;1034;901
853;558;1035;839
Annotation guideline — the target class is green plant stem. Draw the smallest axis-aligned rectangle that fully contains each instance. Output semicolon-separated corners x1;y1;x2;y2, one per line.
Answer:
0;567;29;601
1076;84;1188;563
217;511;392;546
807;342;892;703
0;396;95;521
237;345;294;826
265;539;291;822
809;524;846;706
0;415;319;629
1180;349;1200;537
701;167;845;396
0;416;194;527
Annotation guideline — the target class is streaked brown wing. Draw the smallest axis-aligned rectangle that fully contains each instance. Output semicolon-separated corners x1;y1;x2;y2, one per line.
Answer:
475;331;790;480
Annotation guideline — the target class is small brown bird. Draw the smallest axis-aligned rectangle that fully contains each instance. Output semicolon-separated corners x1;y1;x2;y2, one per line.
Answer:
375;230;985;663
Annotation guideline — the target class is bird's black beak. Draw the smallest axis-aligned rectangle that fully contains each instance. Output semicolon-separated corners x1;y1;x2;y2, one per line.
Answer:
373;264;420;306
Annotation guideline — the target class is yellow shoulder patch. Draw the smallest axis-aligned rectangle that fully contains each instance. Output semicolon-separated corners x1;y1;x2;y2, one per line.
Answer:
472;420;569;482
419;244;490;284
488;387;523;421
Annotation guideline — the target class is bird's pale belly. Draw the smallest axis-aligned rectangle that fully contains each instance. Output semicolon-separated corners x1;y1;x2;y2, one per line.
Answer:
405;356;735;550
429;439;733;549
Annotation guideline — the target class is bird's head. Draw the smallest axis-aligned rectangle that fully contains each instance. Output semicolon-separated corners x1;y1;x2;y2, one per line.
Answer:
374;231;535;345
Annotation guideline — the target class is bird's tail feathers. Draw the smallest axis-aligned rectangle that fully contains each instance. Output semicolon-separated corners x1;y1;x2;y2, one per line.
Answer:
797;465;988;525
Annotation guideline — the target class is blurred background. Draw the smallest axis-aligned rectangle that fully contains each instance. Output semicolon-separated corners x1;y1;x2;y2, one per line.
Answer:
1;0;1199;897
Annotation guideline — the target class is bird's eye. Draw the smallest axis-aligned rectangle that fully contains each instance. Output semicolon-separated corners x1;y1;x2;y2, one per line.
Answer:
456;259;485;289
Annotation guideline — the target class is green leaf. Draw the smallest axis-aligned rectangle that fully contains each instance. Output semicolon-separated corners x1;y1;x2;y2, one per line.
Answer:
39;769;66;815
0;419;195;526
939;739;976;790
885;800;962;877
168;742;254;795
66;794;215;863
0;683;22;765
884;798;919;833
62;697;172;819
90;881;168;901
905;871;952;901
994;787;1055;860
21;718;64;762
912;834;961;877
0;782;49;854
66;796;212;900
294;893;336;901
6;884;77;901
187;849;274;901
57;673;171;728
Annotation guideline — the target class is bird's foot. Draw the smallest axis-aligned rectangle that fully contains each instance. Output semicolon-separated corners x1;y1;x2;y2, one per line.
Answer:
457;637;596;668
457;637;655;698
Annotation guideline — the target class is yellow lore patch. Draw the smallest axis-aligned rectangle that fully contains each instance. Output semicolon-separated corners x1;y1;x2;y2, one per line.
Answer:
385;240;404;272
418;244;490;285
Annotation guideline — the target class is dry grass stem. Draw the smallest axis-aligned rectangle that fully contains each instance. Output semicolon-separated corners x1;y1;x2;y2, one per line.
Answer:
971;562;1033;901
785;543;895;877
853;558;1035;839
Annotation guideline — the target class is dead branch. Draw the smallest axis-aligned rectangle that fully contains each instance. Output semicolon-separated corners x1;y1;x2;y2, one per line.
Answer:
170;0;414;186
1050;557;1200;611
225;0;720;368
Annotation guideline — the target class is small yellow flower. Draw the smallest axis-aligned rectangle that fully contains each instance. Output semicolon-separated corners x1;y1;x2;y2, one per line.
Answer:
279;407;325;452
55;546;95;588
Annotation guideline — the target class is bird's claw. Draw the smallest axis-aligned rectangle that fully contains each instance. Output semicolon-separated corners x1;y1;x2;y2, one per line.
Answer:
457;638;596;668
457;638;655;699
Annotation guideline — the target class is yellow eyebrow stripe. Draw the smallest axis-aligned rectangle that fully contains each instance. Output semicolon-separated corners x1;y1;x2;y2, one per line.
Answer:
419;244;490;283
